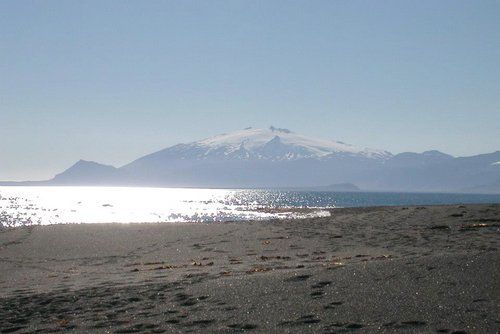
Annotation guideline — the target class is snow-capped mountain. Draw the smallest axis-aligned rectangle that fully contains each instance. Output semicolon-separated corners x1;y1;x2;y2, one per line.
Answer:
125;126;392;165
195;126;391;160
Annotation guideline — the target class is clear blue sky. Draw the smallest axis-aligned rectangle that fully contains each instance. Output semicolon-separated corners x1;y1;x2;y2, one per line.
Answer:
1;0;499;180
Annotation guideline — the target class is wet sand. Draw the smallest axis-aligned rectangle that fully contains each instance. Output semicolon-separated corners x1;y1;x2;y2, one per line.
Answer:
0;204;499;333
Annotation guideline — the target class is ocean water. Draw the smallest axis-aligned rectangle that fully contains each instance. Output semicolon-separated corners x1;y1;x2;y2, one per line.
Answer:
0;186;499;227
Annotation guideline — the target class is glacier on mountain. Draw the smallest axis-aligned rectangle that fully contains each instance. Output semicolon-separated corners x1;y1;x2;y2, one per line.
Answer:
151;126;392;161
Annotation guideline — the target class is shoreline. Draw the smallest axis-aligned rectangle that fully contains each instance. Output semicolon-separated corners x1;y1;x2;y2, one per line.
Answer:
2;202;500;229
1;204;499;333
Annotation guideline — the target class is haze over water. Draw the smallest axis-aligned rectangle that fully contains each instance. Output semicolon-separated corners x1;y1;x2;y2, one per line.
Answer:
1;186;499;227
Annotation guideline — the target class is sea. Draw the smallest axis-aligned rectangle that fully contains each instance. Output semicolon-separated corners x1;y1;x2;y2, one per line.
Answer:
1;186;499;227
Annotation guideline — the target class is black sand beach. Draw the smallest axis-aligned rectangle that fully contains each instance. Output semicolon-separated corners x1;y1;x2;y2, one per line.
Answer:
1;204;499;333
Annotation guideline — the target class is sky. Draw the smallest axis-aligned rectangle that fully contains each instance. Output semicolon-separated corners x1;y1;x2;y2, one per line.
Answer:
1;0;499;181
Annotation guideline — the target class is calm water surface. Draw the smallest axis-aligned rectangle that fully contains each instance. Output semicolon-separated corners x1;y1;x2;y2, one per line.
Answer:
1;186;499;227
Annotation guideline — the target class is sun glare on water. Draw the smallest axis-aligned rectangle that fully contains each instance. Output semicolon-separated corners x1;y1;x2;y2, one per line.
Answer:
0;186;330;227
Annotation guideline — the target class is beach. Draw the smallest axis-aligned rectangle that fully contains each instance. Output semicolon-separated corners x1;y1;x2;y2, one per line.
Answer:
1;204;499;333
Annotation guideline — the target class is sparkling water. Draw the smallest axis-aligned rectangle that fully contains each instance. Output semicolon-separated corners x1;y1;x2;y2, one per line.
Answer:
1;186;499;227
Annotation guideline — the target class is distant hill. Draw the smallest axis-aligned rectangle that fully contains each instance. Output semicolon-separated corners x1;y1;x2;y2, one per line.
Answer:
50;160;123;185
1;127;499;194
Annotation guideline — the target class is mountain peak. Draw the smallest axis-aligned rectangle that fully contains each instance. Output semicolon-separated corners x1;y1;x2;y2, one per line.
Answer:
268;135;282;143
269;126;291;134
74;159;103;167
194;127;391;161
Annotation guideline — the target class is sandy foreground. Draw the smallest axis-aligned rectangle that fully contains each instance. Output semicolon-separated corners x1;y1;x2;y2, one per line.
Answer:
0;204;499;333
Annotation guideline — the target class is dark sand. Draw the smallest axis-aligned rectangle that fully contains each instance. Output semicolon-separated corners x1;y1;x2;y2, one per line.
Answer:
1;204;499;333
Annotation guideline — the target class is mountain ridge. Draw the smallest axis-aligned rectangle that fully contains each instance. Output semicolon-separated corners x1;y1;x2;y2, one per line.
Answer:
1;127;499;193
